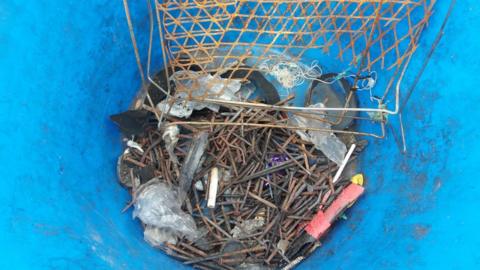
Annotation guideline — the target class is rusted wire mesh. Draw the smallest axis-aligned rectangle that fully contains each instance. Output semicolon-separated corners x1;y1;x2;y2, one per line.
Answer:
156;0;434;92
119;0;438;141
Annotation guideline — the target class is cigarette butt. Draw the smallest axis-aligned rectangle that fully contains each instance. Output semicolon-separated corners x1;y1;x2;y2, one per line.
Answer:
207;167;219;208
332;144;356;184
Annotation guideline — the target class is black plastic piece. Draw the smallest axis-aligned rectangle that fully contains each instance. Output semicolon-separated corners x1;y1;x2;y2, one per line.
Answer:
221;66;280;105
305;73;359;130
110;109;155;137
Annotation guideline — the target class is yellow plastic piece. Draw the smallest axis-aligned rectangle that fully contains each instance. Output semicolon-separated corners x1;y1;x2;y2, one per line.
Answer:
351;174;364;186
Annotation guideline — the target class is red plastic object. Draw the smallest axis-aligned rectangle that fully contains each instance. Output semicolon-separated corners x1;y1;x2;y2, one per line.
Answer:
305;183;365;239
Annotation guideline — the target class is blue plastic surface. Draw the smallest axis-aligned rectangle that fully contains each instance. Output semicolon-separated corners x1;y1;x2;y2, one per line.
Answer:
1;1;479;269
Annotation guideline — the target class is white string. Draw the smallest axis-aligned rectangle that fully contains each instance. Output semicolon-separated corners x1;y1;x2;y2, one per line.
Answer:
259;59;323;88
259;58;378;94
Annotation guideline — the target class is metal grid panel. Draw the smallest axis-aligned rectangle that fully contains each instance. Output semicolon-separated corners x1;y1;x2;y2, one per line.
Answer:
122;0;438;141
157;0;434;79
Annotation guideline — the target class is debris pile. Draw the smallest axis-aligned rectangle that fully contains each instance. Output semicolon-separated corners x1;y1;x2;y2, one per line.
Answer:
111;68;366;270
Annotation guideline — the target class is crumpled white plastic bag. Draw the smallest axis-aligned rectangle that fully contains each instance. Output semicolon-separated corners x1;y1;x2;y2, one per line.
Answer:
133;180;198;241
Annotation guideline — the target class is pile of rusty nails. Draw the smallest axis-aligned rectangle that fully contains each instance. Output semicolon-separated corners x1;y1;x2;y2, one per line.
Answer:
111;94;366;270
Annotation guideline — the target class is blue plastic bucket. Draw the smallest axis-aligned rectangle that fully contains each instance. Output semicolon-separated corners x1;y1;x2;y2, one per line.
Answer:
1;0;479;269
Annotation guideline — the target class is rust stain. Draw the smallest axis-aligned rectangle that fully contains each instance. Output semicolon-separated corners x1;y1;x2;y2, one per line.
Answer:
412;224;431;240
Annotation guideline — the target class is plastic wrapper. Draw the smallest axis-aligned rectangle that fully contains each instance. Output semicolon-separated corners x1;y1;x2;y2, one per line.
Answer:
143;225;177;246
290;103;347;166
157;71;242;118
133;180;198;241
156;98;194;118
173;70;242;101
